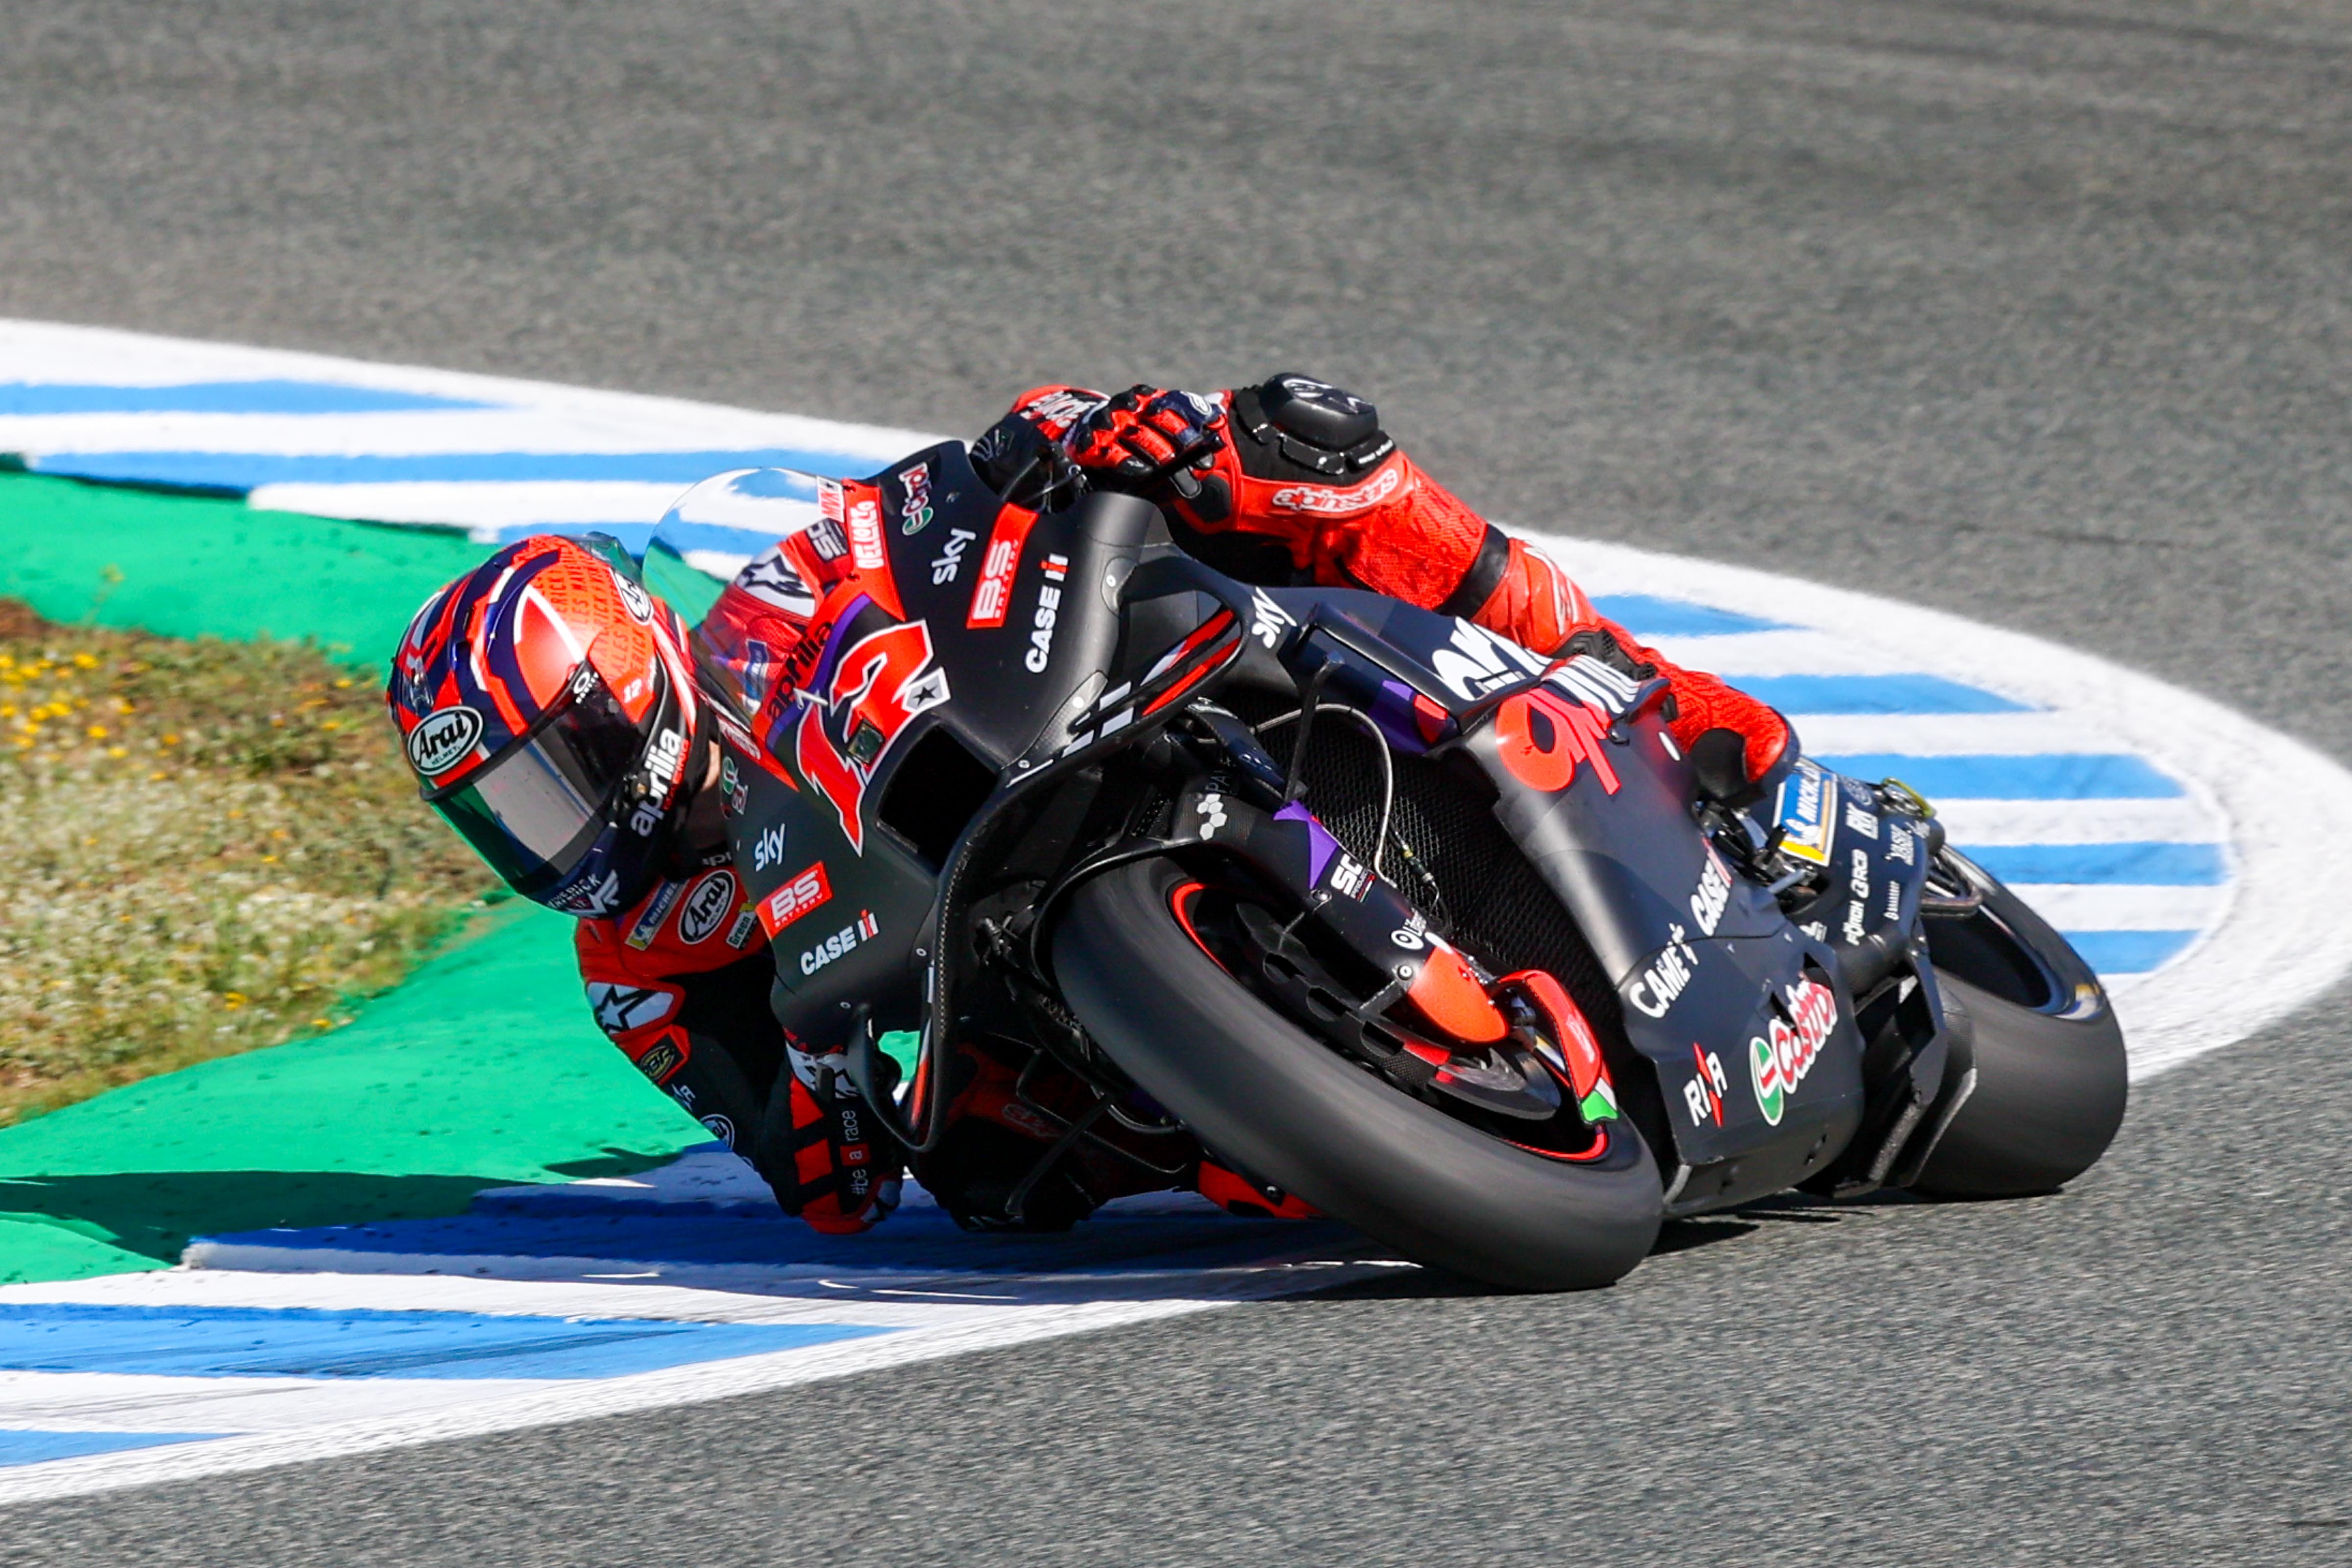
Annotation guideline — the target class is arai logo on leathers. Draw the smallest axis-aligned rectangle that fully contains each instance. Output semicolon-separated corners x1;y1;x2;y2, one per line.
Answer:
676;870;737;945
407;705;485;777
1749;976;1839;1126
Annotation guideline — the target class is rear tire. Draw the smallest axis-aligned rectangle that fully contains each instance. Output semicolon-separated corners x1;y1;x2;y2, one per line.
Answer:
1053;858;1663;1290
1911;858;2129;1198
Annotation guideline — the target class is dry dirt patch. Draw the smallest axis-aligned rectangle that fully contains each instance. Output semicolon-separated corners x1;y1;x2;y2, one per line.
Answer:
0;599;494;1124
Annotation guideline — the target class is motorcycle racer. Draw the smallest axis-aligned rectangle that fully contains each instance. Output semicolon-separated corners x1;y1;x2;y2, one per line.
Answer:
387;372;1793;1237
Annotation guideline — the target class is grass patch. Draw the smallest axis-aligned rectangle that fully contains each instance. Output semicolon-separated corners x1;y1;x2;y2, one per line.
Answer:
0;598;495;1125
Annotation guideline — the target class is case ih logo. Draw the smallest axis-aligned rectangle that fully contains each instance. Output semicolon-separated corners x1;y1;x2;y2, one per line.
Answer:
793;618;951;853
756;862;833;937
798;909;881;976
1024;554;1069;673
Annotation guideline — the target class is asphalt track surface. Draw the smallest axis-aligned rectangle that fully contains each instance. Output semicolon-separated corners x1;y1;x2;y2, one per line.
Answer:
3;1;2349;1561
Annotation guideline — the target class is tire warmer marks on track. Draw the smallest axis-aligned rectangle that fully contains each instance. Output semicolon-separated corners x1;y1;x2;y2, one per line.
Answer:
0;321;2347;1501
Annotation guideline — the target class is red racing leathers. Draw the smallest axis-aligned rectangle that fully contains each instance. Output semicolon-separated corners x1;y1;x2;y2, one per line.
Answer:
574;858;903;1234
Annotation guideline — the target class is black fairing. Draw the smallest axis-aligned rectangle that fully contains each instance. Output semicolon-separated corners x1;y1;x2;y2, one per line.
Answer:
1236;587;1909;1212
713;449;1946;1207
721;443;1160;1050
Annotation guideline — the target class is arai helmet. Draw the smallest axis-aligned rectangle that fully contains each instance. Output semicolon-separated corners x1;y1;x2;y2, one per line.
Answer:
386;535;703;918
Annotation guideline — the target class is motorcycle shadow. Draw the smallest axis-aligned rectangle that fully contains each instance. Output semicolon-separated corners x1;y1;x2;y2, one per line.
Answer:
1300;1190;1931;1298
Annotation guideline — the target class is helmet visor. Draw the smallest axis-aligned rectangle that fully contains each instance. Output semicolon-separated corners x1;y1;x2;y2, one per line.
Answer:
427;664;656;894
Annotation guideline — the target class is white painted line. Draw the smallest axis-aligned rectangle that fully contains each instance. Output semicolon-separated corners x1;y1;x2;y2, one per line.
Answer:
167;1240;1300;1301
1787;710;2113;757
0;409;811;459
1998;883;2226;931
1643;628;1920;677
0;1263;1393;1506
247;480;697;533
0;1371;566;1434
0;1268;1013;1329
0;318;934;466
1927;796;2221;847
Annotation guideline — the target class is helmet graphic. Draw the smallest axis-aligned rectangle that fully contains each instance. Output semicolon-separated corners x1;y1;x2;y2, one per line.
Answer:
386;535;704;918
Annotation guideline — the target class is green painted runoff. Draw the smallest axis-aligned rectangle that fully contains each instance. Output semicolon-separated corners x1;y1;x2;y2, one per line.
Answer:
0;471;484;667
0;475;713;1282
0;904;707;1282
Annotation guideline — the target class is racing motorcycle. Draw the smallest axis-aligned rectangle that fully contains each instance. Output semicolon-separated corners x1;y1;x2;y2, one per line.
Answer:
711;441;2128;1289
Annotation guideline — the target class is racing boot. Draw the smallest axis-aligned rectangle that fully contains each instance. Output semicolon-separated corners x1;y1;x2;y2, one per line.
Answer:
1468;537;1793;801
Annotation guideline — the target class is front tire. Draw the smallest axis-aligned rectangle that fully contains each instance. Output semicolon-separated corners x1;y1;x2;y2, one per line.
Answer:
1911;856;2129;1198
1052;858;1664;1291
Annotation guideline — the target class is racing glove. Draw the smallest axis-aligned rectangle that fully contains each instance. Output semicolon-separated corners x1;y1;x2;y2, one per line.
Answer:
1554;619;1793;793
766;1039;905;1234
1060;385;1226;494
989;383;1227;504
